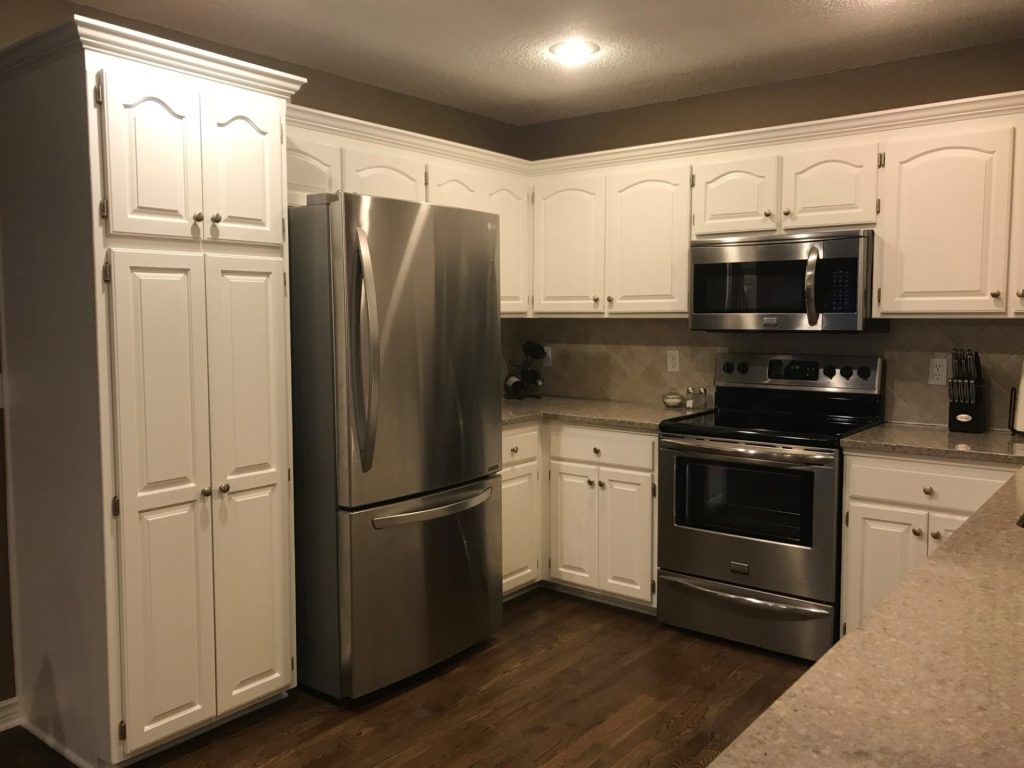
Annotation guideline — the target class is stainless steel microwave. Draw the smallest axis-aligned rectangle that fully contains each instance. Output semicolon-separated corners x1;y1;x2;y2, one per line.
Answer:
689;230;874;332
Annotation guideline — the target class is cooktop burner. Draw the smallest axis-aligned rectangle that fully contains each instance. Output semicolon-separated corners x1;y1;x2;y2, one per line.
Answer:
660;353;884;448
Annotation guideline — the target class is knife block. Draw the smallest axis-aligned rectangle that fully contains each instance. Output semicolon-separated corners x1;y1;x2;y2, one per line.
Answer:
949;380;985;433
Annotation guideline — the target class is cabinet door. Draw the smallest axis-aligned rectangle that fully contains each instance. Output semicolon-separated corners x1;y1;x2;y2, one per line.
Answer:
692;156;780;235
200;86;284;244
598;468;653;602
878;126;1014;314
110;249;215;752
205;254;292;714
342;147;425;201
549;460;599;588
500;459;542;594
928;511;969;556
102;64;203;239
533;174;606;313
781;143;878;229
427;163;488;210
286;137;342;207
845;500;928;629
606;165;690;313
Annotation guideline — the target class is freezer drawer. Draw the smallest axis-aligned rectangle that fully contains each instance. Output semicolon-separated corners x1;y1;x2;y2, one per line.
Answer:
657;571;836;661
339;477;502;697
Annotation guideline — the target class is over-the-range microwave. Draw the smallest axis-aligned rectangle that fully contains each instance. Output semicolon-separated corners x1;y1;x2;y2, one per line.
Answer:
689;229;874;332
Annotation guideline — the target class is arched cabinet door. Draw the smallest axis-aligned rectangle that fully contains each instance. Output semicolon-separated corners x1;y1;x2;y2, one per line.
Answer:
286;138;342;207
692;156;780;235
781;143;878;229
200;85;285;244
342;148;425;202
101;63;204;239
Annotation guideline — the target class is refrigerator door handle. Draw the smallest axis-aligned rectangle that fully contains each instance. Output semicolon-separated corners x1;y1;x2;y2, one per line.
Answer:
354;225;381;472
371;486;493;529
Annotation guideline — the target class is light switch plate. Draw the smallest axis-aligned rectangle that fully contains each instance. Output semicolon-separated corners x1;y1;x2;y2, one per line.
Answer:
929;357;947;385
667;349;680;373
543;345;552;368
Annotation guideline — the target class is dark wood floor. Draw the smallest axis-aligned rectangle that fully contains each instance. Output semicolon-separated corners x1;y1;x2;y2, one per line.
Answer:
3;588;807;768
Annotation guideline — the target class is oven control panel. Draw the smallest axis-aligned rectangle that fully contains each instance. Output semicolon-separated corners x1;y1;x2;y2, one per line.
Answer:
716;353;882;394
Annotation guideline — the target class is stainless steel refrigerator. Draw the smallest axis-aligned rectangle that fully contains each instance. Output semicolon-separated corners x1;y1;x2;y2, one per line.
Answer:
288;192;502;699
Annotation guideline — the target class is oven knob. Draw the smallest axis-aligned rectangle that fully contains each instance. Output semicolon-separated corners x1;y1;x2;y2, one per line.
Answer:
857;366;872;380
722;361;734;374
823;365;836;378
840;365;854;380
737;362;749;375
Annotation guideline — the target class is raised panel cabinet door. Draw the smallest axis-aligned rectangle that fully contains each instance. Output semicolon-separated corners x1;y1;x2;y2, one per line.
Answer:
533;174;606;313
500;460;542;594
928;511;969;556
692;156;780;235
205;254;292;714
200;86;284;244
845;500;928;630
597;467;653;602
781;143;879;229
486;175;532;315
341;147;425;202
109;249;215;752
606;165;690;313
426;163;488;210
878;126;1014;314
549;460;599;588
101;64;203;239
286;137;342;207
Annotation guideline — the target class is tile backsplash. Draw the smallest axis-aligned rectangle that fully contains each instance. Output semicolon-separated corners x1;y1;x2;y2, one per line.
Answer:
501;318;1024;429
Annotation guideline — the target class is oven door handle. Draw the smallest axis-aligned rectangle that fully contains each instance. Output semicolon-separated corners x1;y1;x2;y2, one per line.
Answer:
661;573;830;621
805;244;821;327
659;437;835;468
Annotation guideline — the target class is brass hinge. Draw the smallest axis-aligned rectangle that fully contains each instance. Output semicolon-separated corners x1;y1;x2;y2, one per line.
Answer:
291;656;295;671
99;198;109;220
112;496;120;517
877;151;886;168
118;720;126;740
94;72;105;107
102;257;112;284
877;286;882;304
842;621;847;636
548;558;551;569
288;467;292;481
689;170;695;188
876;198;881;214
652;482;657;498
844;509;849;527
651;579;656;595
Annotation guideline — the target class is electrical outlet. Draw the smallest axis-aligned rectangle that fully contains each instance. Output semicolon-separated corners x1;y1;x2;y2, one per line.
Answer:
667;349;680;373
543;345;553;368
928;357;947;385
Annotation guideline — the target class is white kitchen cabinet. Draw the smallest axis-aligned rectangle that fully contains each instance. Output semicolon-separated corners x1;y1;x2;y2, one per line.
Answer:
927;511;969;556
286;137;342;207
500;459;542;593
780;143;878;229
342;147;425;201
692;155;780;235
533;173;606;313
877;125;1015;314
605;165;690;313
427;163;487;210
550;460;600;588
598;467;653;601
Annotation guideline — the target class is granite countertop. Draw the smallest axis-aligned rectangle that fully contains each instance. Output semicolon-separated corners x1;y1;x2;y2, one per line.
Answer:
501;395;704;431
843;422;1024;464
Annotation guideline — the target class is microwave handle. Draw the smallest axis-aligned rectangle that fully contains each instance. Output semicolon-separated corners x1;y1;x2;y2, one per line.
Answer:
804;245;820;326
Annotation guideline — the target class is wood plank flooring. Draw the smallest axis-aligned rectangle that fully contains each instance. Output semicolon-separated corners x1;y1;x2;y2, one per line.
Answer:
2;588;808;768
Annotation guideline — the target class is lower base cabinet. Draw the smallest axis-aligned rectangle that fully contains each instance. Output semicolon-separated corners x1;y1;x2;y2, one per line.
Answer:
501;426;543;594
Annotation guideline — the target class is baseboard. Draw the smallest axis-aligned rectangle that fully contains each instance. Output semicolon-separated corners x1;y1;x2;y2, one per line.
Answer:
0;697;21;733
20;719;92;768
541;581;657;616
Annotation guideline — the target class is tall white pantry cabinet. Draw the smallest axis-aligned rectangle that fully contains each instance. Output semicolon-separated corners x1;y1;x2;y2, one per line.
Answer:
0;17;305;767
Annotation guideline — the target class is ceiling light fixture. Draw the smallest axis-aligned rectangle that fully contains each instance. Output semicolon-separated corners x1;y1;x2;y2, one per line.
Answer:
548;37;600;68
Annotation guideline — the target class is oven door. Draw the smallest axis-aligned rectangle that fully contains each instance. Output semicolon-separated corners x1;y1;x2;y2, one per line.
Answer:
658;436;839;603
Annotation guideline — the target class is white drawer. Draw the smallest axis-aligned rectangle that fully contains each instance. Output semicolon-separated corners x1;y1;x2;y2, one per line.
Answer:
501;427;539;466
845;453;1013;513
549;425;654;470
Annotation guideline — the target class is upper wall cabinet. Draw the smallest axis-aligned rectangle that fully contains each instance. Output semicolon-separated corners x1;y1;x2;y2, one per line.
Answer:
342;148;425;202
286;138;341;207
606;164;690;313
780;143;878;230
692;156;780;235
877;125;1014;314
533;173;606;313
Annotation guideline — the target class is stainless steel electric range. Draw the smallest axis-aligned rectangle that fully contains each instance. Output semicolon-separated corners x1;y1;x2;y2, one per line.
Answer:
657;353;883;660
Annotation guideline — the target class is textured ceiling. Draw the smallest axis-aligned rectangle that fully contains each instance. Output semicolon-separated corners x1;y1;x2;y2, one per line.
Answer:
80;0;1024;125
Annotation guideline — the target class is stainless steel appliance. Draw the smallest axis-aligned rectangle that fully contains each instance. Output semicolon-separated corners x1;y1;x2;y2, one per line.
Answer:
658;354;883;660
690;229;874;331
289;192;503;699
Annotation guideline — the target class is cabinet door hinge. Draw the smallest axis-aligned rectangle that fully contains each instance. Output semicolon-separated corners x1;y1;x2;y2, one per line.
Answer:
280;119;284;145
529;190;535;205
651;579;656;595
877;286;882;304
283;272;288;295
99;198;109;220
875;198;881;214
94;72;105;107
877;151;886;168
118;720;126;740
689;170;695;188
288;467;292;481
844;509;849;527
842;621;847;636
424;167;430;189
112;496;121;517
691;212;695;225
291;656;295;671
102;256;112;284
548;558;551;569
652;482;657;498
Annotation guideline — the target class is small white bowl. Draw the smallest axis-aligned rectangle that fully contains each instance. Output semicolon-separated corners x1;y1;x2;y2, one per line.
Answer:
662;392;684;408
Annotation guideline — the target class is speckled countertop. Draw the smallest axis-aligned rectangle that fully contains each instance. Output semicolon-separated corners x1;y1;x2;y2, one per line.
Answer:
501;395;704;431
843;422;1024;464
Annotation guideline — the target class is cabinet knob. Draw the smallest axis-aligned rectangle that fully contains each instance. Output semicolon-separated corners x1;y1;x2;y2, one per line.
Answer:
219;482;231;494
763;210;772;218
593;446;601;455
587;478;595;487
607;295;614;304
201;487;212;497
922;486;934;496
510;445;519;454
931;530;942;540
211;212;223;224
991;290;1002;299
912;527;923;537
193;211;204;222
598;480;606;489
1017;289;1024;298
782;208;792;216
592;295;599;303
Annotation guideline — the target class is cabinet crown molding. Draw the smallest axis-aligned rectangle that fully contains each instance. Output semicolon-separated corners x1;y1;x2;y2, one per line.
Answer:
0;15;306;99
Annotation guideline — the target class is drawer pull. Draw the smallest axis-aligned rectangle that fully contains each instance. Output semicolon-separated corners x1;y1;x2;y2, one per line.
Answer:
598;480;606;488
593;446;601;456
912;527;923;537
586;479;595;488
510;445;519;454
922;486;934;496
931;530;942;540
